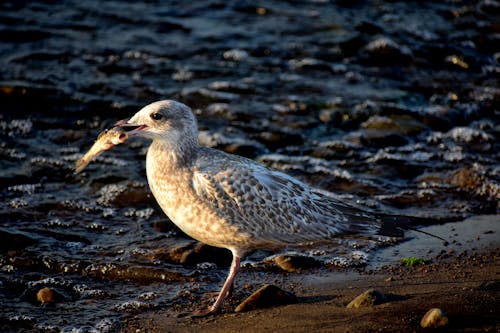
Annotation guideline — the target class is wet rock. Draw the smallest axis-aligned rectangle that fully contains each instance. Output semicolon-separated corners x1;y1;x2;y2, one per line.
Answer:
112;300;154;313
312;140;360;160
448;168;484;190
138;291;159;300
84;263;192;283
2;314;36;331
166;242;232;267
361;115;427;136
417;105;459;131
172;67;194;82
446;126;492;146
36;287;61;303
273;254;321;273
447;168;500;203
478;0;500;15
360;37;413;65
203;103;231;118
96;182;151;207
0;118;33;136
73;284;109;299
346;289;388;308
355;21;384;35
420;308;449;328
198;130;266;157
151;219;174;233
289;58;337;73
235;284;297;312
224;142;264;159
207;81;253;94
255;130;304;150
181;87;239;106
0;230;37;253
478;280;500;291
181;243;232;267
349;129;409;148
223;49;249;62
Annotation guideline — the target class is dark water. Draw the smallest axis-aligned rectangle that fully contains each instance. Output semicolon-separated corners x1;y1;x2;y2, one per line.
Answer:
1;0;499;331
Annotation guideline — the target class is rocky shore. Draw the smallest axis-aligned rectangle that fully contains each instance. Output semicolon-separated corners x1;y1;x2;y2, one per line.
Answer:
122;215;499;332
123;246;499;332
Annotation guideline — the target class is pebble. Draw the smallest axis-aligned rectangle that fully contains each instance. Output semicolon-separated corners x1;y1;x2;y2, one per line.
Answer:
346;289;387;308
36;287;58;303
235;284;297;312
420;308;449;328
273;254;321;273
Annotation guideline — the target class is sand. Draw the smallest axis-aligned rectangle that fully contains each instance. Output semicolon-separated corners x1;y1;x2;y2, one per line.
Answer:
122;215;500;332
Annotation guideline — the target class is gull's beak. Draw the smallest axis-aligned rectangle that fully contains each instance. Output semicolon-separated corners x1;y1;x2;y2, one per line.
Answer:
115;118;149;136
115;118;132;127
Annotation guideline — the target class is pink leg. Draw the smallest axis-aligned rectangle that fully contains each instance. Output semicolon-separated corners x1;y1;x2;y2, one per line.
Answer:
209;254;240;312
193;254;240;316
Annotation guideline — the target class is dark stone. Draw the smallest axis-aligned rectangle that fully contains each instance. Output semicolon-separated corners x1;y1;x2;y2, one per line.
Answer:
0;230;37;253
235;284;297;312
355;21;384;35
359;130;409;148
273;254;321;273
346;289;388;308
168;242;232;268
359;37;413;65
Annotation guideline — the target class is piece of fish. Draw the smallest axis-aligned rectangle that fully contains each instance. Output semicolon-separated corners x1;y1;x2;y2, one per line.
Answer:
75;127;128;173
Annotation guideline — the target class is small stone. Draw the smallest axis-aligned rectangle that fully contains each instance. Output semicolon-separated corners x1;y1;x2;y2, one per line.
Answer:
167;242;232;267
273;254;321;273
346;289;387;308
235;284;297;312
420;308;449;328
36;287;58;303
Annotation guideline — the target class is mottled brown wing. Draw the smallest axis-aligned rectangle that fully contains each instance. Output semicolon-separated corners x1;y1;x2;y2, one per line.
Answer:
192;148;381;247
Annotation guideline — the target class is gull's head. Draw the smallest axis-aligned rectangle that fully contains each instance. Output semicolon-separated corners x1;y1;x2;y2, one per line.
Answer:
117;100;198;143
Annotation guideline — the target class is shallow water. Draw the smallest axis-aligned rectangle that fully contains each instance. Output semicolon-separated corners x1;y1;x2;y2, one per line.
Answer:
1;0;499;331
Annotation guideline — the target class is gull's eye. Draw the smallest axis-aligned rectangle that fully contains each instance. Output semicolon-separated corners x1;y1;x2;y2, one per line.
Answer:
151;112;163;121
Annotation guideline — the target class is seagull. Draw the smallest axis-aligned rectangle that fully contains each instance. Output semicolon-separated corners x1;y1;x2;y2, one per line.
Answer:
116;100;410;316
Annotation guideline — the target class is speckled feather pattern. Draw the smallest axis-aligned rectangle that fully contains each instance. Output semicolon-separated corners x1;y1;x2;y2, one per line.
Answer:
138;101;382;258
123;100;392;314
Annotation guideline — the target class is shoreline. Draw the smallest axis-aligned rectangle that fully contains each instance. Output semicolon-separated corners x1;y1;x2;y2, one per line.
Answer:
122;215;499;332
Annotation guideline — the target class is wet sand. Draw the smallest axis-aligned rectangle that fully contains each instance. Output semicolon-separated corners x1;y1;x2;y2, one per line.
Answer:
123;215;500;332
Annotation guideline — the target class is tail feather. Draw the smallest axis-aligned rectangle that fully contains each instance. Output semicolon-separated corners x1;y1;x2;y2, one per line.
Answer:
377;213;463;241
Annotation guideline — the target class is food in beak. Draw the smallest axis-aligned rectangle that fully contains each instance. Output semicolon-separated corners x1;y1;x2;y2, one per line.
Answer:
75;127;128;173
